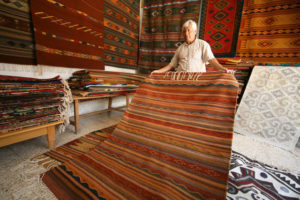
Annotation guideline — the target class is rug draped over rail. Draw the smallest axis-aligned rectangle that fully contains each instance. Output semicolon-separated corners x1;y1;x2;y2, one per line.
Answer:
42;72;239;200
30;0;104;69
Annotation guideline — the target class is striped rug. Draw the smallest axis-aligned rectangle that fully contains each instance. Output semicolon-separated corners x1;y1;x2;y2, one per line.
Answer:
42;72;239;200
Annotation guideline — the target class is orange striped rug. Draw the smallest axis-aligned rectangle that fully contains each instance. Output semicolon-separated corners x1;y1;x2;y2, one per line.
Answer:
42;72;239;200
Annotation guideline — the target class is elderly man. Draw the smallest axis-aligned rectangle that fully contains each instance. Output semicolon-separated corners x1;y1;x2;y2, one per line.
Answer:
151;20;229;74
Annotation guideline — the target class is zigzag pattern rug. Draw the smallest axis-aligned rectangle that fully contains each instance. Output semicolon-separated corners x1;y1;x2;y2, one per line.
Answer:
42;72;239;200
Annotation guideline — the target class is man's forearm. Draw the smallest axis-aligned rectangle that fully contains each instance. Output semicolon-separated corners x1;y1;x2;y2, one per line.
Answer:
209;58;228;72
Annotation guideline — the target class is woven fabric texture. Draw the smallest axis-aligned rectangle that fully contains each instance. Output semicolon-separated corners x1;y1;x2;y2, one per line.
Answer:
236;0;300;65
0;0;35;64
43;72;239;200
199;0;244;57
104;0;140;69
138;0;201;74
30;0;104;69
234;66;300;151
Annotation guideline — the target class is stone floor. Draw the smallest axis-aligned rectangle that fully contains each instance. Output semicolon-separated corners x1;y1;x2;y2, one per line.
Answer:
0;111;124;200
0;110;299;199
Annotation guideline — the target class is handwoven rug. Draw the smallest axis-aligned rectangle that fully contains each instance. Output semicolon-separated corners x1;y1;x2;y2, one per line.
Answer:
0;0;35;64
138;0;202;74
227;151;300;200
234;66;300;151
104;0;140;69
42;72;239;200
0;75;72;133
236;0;300;65
30;0;104;69
36;126;300;200
198;0;244;57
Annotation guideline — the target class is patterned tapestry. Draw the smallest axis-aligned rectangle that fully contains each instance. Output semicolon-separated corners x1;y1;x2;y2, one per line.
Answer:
234;66;300;151
198;0;244;57
138;0;202;74
104;0;140;69
228;151;300;199
236;0;300;65
42;72;239;199
0;0;35;64
30;0;104;69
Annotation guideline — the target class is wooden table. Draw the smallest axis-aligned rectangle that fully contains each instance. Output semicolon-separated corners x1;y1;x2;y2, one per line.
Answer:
70;93;133;133
0;120;64;149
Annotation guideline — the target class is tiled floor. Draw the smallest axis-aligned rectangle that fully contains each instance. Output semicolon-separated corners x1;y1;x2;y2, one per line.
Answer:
0;111;124;200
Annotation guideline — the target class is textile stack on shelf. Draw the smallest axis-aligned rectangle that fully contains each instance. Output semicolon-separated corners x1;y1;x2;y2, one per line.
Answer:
68;70;146;97
207;58;255;103
0;75;72;133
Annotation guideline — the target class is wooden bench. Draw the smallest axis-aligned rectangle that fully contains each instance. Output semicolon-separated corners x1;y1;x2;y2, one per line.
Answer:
0;120;64;149
70;93;133;133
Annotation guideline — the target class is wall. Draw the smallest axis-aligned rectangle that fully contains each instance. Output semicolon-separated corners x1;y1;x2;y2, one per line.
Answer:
0;63;136;117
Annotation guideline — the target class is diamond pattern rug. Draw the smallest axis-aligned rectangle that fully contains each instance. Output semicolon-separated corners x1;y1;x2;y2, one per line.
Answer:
234;66;300;151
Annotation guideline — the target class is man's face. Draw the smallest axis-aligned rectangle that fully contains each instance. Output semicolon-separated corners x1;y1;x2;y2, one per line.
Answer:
183;24;197;44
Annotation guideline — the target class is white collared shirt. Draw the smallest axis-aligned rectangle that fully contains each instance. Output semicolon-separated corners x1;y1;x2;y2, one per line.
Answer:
169;39;215;72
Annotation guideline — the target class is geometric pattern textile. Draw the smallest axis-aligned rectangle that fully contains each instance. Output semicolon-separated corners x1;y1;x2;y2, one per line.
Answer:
227;151;300;200
236;0;300;65
30;0;104;69
198;0;244;57
0;0;36;64
43;72;239;200
104;0;140;69
234;66;300;151
138;0;202;74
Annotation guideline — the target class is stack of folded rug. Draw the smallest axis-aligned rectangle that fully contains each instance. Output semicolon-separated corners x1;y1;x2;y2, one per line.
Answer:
68;70;146;97
0;75;72;133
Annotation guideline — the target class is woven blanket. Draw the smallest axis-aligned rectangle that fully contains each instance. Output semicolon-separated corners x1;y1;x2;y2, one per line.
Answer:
104;0;140;69
0;0;35;64
234;66;300;151
42;72;239;200
0;75;72;133
138;0;201;74
227;151;300;200
199;0;244;57
236;0;300;65
30;0;104;69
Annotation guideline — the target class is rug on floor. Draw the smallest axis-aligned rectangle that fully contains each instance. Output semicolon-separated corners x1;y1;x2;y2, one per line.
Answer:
41;72;239;200
36;126;300;200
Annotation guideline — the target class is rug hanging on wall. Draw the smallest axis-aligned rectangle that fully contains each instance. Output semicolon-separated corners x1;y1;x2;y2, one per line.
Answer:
198;0;244;57
104;0;140;69
138;0;202;74
234;66;300;151
30;0;104;69
236;0;300;65
42;72;239;200
0;0;35;64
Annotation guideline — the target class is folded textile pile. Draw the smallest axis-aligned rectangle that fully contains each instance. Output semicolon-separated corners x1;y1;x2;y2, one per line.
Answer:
0;75;72;133
68;70;146;97
207;58;255;103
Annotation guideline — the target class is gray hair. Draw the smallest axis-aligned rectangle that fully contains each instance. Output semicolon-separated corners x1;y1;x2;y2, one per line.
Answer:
182;20;197;32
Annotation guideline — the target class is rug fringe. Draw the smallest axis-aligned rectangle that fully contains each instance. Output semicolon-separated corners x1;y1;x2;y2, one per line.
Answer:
0;154;61;200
